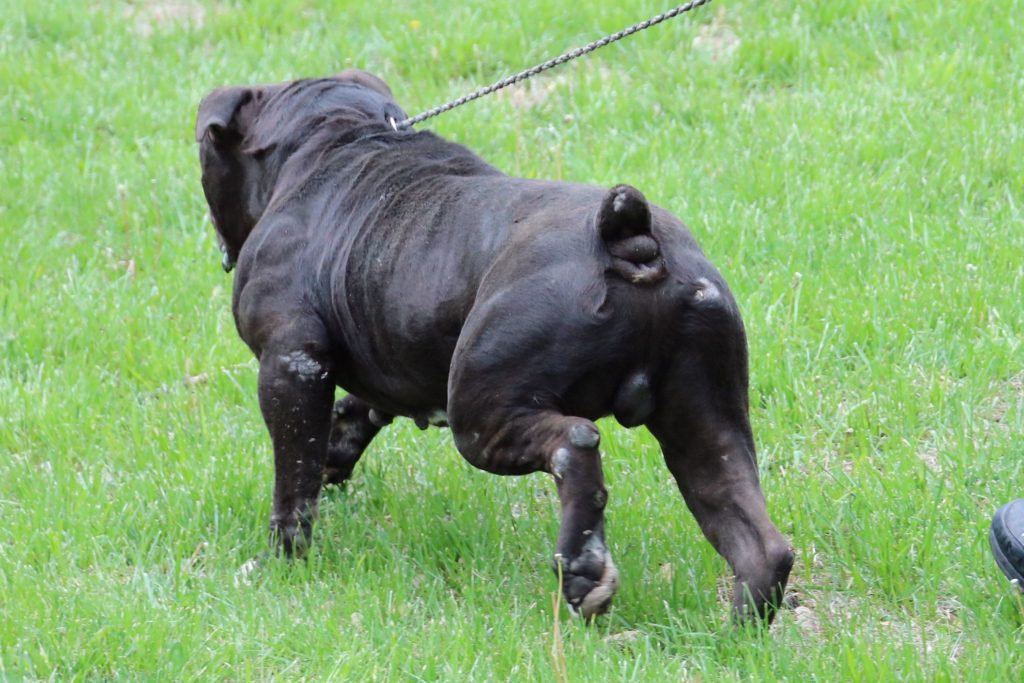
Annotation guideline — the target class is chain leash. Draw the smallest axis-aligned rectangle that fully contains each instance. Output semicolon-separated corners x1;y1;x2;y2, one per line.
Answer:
391;0;714;130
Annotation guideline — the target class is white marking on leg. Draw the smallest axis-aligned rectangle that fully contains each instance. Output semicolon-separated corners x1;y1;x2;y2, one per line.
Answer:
427;409;448;426
279;351;323;381
368;409;391;427
693;276;720;303
551;447;571;478
568;423;600;449
582;532;605;555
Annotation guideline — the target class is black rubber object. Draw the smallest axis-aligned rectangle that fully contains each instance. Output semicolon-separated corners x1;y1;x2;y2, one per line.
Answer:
989;499;1024;589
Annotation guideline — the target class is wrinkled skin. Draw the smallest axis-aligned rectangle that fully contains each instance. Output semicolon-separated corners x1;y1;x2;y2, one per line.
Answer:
195;69;793;621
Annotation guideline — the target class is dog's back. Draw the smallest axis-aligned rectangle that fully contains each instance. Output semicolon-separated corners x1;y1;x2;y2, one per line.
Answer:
294;130;722;427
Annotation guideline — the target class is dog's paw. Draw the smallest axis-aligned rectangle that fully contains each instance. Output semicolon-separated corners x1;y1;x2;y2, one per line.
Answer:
556;535;619;619
324;400;377;486
322;458;357;487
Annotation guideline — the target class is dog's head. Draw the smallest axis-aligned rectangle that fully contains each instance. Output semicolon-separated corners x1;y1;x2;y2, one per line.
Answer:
195;70;405;271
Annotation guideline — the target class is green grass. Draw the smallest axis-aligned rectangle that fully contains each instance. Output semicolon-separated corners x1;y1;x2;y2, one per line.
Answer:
1;0;1022;679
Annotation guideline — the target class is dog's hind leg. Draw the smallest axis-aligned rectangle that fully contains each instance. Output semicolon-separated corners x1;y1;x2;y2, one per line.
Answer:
650;413;793;623
448;403;617;618
324;394;389;486
446;283;621;617
646;293;793;623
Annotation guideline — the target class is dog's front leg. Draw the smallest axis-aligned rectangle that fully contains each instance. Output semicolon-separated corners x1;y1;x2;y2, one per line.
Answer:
257;344;334;557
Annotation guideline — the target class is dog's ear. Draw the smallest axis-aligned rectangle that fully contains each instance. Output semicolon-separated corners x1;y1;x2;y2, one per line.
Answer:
195;86;256;144
334;69;394;98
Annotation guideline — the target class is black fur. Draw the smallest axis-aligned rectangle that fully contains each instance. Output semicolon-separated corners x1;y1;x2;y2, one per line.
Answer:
196;70;793;621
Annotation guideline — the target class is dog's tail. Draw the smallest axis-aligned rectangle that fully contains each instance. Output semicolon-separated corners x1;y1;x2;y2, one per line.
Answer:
596;185;666;284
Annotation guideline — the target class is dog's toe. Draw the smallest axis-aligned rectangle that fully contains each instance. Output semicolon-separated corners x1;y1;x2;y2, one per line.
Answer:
557;537;619;619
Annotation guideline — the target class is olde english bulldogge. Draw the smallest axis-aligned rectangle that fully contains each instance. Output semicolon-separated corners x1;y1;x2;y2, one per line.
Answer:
195;69;793;621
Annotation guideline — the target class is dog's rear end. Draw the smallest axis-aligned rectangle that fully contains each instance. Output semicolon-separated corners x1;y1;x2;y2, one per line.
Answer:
444;181;792;618
196;71;792;622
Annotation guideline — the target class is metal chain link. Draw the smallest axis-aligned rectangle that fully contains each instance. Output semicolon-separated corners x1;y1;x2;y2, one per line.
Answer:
392;0;714;129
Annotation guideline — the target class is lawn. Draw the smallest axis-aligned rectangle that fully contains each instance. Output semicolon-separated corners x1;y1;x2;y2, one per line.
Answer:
1;0;1022;680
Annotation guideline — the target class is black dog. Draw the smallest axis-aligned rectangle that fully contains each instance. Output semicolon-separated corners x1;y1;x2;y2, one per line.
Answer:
195;70;793;620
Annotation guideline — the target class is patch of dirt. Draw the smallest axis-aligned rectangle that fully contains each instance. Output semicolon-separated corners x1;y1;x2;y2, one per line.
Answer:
792;604;823;636
125;1;207;37
692;8;740;62
496;72;570;110
495;66;626;111
772;583;965;666
916;430;942;473
603;629;640;646
989;370;1024;426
